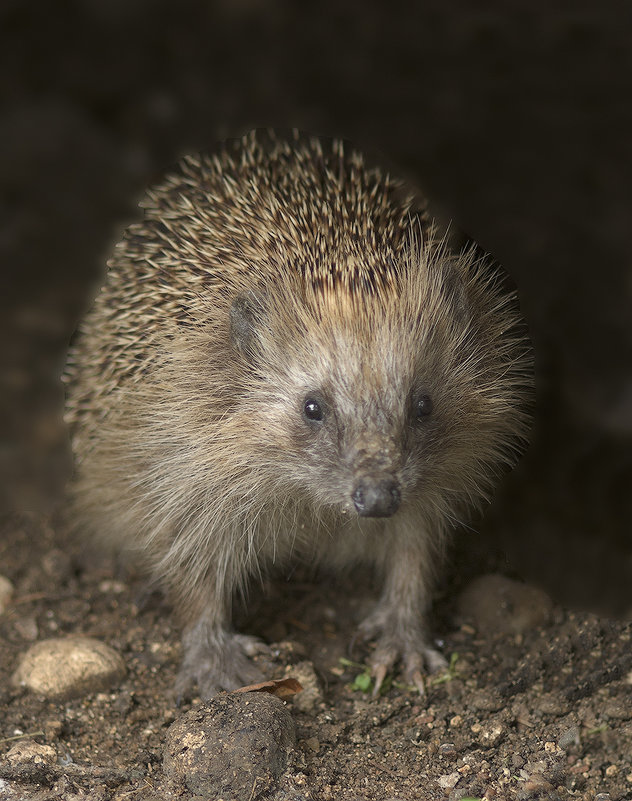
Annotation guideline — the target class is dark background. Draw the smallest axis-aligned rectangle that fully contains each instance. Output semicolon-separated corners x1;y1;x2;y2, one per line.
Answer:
2;1;631;613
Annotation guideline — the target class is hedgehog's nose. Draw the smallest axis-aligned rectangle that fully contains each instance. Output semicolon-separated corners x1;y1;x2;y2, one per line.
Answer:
352;478;401;518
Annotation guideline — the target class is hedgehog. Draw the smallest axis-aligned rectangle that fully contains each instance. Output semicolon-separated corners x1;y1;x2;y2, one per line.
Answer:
64;130;532;698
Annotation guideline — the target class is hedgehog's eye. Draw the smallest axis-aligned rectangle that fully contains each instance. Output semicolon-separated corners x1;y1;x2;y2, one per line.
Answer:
415;394;433;419
303;397;325;423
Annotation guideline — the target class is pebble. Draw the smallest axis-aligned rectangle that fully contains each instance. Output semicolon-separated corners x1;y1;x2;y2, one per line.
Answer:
469;689;504;712
456;573;553;636
286;660;323;713
13;615;39;641
163;691;296;799
11;636;126;699
43;720;64;740
522;774;554;792
41;549;72;581
0;575;14;613
471;722;505;747
536;692;570;716
5;740;57;766
302;736;320;753
436;770;461;790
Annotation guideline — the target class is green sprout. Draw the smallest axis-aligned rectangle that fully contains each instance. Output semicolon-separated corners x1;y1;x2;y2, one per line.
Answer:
429;652;459;686
586;724;608;735
339;657;393;695
339;651;460;695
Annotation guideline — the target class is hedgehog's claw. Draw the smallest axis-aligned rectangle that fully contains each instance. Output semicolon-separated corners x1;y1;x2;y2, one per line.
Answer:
371;662;389;697
408;668;426;696
369;645;438;697
358;611;447;698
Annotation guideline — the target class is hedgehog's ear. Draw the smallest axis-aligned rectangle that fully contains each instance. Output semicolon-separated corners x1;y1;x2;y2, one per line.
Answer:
229;291;265;358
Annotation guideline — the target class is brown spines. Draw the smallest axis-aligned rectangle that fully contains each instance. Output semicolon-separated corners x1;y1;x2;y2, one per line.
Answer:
65;130;530;502
66;132;426;415
144;131;421;291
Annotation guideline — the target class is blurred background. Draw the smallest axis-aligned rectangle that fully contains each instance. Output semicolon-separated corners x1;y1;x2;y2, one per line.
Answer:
1;0;630;613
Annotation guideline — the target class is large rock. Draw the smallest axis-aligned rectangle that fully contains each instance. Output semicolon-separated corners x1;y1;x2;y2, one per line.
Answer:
11;636;126;699
456;573;553;636
164;692;296;800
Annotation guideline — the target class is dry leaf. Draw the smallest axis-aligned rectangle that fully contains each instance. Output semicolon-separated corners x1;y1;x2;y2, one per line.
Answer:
233;677;303;698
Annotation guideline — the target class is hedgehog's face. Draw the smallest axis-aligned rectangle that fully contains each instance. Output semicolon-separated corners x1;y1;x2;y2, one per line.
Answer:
228;251;530;523
294;384;435;519
231;296;472;521
299;387;434;518
271;322;451;519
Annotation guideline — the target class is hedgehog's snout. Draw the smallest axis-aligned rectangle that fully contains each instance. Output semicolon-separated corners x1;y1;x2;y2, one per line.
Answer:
346;436;402;517
351;476;401;518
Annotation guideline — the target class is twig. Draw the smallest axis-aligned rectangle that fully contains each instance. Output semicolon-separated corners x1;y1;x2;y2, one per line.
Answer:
0;731;44;745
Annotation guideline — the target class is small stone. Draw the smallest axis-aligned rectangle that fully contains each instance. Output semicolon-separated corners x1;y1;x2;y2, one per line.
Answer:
523;774;553;792
469;690;504;712
6;741;57;766
41;549;72;581
286;660;323;713
13;615;38;641
11;636;126;699
98;579;127;594
43;720;64;740
0;575;14;613
163;692;296;799
475;722;505;747
456;574;553;636
536;693;570;716
436;771;460;790
521;760;548;777
605;764;618;777
302;737;320;752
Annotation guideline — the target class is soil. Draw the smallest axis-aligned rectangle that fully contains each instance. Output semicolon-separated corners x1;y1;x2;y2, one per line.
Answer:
1;511;631;800
1;3;631;800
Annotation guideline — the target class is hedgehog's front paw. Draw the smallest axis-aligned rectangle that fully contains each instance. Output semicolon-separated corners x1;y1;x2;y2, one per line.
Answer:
175;623;269;701
358;613;447;697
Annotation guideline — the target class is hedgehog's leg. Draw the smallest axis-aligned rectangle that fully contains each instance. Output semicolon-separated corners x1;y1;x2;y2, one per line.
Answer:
358;528;447;696
174;590;269;700
175;619;267;700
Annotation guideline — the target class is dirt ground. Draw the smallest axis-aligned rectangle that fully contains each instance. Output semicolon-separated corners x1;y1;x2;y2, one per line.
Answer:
0;507;631;801
0;506;631;801
1;3;631;800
